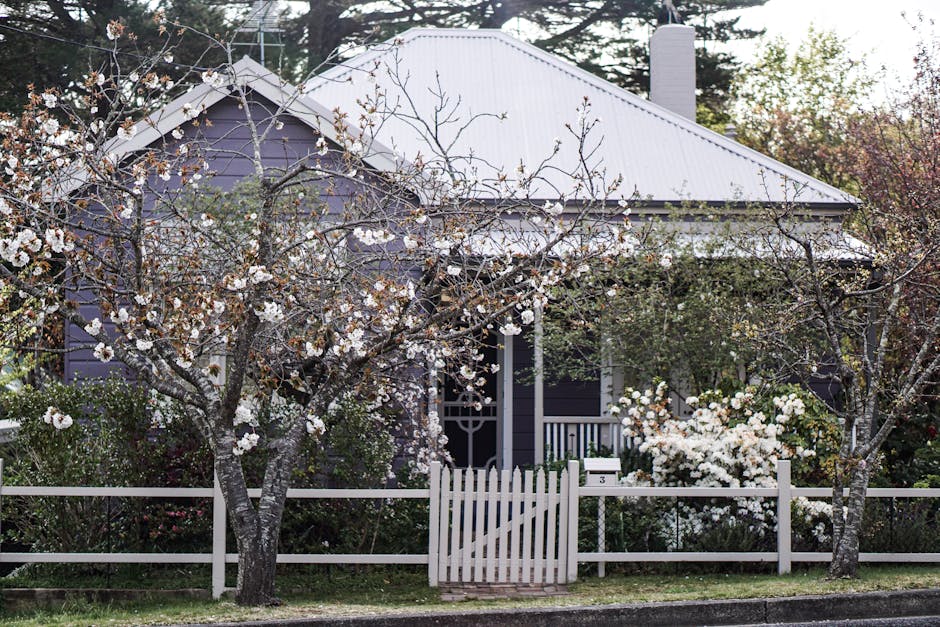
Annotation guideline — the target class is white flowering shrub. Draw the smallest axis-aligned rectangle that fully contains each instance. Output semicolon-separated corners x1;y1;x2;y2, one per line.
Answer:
617;381;833;550
759;384;842;488
794;497;833;548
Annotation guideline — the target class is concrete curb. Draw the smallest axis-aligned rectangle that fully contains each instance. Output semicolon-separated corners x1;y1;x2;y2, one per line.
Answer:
186;588;940;626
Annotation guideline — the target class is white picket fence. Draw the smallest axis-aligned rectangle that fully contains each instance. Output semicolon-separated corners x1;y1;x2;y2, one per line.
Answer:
2;458;940;597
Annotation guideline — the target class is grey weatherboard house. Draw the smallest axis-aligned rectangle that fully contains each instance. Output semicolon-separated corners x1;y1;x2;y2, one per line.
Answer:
64;25;859;471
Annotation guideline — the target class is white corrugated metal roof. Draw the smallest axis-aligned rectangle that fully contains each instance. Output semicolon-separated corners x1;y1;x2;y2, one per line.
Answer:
305;28;856;207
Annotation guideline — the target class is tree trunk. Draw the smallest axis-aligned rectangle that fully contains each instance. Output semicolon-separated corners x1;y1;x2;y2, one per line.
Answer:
828;464;871;578
234;526;281;605
213;412;307;605
305;1;349;71
212;439;286;606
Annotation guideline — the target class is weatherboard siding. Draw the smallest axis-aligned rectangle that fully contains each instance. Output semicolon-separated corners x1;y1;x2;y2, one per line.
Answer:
64;91;358;382
512;331;535;467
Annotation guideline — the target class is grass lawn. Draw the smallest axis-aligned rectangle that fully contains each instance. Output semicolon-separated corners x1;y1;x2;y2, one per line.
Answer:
2;565;940;626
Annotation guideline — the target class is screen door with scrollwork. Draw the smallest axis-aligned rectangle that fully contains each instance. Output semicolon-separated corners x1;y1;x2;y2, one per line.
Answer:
440;339;501;469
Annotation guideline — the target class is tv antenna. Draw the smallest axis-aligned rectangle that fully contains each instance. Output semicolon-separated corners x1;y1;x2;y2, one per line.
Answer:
233;1;285;66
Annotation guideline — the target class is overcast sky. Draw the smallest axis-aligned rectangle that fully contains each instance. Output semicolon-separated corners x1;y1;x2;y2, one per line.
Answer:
717;0;940;94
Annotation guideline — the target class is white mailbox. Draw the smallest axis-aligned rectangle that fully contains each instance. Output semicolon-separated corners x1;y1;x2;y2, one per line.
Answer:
583;457;620;486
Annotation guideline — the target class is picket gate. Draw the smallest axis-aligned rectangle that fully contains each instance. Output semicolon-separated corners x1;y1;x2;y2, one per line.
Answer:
427;460;579;586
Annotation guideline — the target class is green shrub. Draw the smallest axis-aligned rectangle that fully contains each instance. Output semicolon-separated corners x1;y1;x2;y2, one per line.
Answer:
0;381;430;568
279;398;429;555
0;379;213;559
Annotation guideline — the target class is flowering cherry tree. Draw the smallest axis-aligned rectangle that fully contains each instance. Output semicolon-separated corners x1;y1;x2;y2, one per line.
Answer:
0;19;636;604
731;29;940;578
747;159;940;577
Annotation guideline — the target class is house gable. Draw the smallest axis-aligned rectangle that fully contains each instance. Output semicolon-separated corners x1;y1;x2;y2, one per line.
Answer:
63;69;375;382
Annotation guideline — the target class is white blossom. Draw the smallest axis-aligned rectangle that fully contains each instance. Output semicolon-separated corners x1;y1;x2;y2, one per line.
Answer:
41;118;59;136
110;308;130;324
84;318;103;337
542;201;564;217
116;124;137;140
226;276;248;291
255;301;285;323
353;227;394;246
248;265;274;284
305;415;326;437
234;403;255;426
233;431;260;456
93;342;114;363
106;21;121;40
43;406;73;430
201;70;227;89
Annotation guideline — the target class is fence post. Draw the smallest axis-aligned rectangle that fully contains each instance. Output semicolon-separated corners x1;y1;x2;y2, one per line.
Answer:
777;459;792;575
427;461;441;587
566;459;579;583
597;495;606;578
212;472;226;599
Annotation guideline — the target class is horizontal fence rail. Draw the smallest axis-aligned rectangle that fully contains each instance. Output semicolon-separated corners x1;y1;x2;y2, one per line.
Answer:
579;487;779;497
3;457;940;597
0;460;430;599
582;460;940;576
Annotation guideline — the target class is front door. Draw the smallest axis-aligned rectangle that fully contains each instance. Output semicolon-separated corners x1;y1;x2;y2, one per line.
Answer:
440;340;500;469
